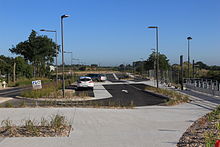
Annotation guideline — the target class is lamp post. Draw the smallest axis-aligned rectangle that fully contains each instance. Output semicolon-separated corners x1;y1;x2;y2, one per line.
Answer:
187;36;192;79
148;26;159;88
61;14;70;98
40;29;58;85
151;48;156;86
64;51;73;77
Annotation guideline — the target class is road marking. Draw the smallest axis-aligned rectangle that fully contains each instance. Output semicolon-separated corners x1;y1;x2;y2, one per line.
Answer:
112;73;119;80
122;90;128;93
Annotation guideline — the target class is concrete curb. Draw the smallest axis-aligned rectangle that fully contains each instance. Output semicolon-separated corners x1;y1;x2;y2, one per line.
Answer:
15;96;93;102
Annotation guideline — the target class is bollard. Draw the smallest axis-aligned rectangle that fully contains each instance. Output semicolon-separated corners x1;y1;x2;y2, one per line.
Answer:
215;140;220;147
2;81;6;88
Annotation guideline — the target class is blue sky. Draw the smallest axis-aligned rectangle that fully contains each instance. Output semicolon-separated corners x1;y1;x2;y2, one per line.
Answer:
0;0;219;66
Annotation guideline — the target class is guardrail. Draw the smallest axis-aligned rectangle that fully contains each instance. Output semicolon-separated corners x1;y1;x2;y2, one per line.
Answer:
184;78;220;96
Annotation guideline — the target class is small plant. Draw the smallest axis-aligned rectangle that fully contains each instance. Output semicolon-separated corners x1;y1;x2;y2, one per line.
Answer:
5;102;13;108
204;131;216;147
40;118;49;127
19;101;27;107
1;119;13;130
207;113;214;122
215;122;220;130
24;119;39;136
50;114;67;132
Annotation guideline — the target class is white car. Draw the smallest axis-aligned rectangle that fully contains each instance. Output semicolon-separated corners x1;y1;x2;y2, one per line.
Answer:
99;74;107;81
77;76;94;90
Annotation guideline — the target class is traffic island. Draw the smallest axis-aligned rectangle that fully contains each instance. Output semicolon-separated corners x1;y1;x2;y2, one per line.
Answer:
0;114;72;137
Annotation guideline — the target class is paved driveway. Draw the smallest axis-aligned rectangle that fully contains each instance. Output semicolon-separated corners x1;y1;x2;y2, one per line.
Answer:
0;102;212;147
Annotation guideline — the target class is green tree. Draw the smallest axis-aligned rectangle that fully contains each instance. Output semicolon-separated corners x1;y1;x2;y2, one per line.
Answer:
9;30;58;77
0;55;13;76
195;61;209;69
14;56;33;78
145;52;170;70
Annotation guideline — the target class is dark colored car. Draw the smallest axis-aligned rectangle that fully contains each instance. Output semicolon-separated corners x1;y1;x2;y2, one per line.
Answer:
86;74;107;82
86;74;100;81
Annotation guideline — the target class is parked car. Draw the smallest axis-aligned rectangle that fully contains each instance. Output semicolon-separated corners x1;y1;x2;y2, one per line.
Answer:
99;74;107;81
86;74;107;82
86;74;100;81
77;76;94;90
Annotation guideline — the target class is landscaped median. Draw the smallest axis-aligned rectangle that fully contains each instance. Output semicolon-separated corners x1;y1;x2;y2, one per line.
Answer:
0;114;72;137
20;83;91;100
144;85;190;105
177;105;220;147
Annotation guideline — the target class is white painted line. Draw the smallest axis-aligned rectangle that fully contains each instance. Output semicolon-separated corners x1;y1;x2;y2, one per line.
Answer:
122;90;128;93
112;73;119;80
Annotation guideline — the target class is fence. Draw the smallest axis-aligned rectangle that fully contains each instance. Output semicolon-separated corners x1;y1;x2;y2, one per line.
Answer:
184;78;220;96
147;70;179;84
147;70;220;96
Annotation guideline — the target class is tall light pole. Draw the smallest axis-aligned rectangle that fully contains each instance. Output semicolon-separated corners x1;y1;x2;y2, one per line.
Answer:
64;51;73;76
187;37;192;79
148;26;159;88
40;29;58;85
151;48;156;86
61;14;70;98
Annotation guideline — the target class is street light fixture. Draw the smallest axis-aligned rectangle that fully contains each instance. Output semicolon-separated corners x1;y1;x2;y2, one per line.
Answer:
40;29;58;85
61;14;70;98
148;26;159;88
187;36;192;79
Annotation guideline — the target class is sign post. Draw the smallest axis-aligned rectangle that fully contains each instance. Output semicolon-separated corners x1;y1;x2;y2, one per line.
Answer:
32;80;42;90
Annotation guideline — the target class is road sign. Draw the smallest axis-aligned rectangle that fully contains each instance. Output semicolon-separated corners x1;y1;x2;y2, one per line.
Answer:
32;80;42;89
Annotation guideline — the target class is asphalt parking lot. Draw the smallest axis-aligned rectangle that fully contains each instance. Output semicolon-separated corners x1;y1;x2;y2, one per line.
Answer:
0;74;167;107
101;83;167;106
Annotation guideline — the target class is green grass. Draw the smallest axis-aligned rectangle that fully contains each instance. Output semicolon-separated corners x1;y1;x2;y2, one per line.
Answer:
4;102;13;108
203;106;220;146
21;83;60;99
8;77;51;87
145;86;189;105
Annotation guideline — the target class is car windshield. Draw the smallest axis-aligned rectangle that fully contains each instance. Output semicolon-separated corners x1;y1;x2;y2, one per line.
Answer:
80;78;91;81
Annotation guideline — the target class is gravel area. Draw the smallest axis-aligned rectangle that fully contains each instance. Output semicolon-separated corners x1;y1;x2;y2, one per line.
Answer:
177;106;220;147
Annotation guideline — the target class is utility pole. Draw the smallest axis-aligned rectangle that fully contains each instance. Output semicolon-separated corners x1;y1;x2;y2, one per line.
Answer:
187;37;192;79
180;55;184;90
192;60;195;78
148;26;159;88
61;14;70;98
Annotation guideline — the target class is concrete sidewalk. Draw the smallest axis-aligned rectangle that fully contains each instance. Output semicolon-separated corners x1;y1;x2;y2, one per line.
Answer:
0;103;211;147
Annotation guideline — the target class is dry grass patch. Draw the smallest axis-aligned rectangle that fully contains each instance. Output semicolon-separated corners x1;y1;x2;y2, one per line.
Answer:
145;86;190;105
